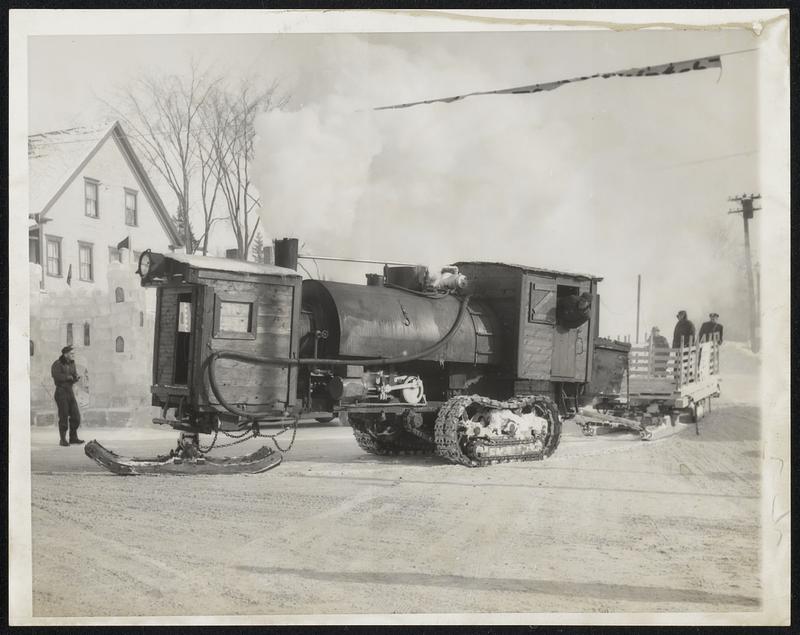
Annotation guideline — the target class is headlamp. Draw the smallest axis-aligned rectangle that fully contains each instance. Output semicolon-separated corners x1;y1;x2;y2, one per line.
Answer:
136;249;169;284
138;250;152;277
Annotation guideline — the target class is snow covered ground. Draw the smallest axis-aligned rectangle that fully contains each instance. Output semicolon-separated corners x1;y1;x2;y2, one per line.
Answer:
716;341;760;407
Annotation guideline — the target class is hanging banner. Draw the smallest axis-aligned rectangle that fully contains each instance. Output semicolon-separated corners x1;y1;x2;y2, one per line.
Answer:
375;54;722;111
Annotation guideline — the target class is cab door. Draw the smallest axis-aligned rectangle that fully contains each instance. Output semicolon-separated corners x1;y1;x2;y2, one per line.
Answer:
153;285;201;388
551;280;592;382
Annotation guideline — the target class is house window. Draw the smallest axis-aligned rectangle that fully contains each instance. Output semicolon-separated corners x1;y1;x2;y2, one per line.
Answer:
78;242;94;282
115;287;125;303
84;322;91;346
45;236;62;277
29;229;41;264
85;178;99;218
66;323;73;346
115;336;125;353
125;189;138;226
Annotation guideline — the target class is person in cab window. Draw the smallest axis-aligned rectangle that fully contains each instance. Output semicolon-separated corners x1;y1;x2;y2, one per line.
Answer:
556;291;593;329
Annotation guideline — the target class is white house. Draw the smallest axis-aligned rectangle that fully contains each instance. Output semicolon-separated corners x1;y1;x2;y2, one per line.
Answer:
28;121;182;426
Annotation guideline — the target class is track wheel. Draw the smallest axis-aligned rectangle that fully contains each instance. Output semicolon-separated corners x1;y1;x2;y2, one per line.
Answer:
536;398;562;457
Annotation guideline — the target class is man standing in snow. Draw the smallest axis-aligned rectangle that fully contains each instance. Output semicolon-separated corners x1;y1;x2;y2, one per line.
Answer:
51;345;84;447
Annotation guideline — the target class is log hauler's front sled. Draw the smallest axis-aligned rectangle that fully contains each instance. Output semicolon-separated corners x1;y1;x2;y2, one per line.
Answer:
86;239;625;475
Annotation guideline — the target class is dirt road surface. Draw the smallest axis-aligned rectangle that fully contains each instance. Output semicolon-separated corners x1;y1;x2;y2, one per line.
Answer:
29;343;761;620
29;408;760;619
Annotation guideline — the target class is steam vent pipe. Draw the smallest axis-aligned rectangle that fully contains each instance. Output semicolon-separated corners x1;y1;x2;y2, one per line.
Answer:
274;238;299;270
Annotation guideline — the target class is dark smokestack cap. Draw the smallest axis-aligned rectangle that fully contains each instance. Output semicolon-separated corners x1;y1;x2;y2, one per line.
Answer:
274;238;299;271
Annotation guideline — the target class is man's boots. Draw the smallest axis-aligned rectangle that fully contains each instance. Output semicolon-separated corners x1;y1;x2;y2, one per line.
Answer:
59;430;69;447
69;433;84;445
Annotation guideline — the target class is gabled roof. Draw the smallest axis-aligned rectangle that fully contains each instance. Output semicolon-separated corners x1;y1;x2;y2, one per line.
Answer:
454;261;603;282
28;121;182;246
166;251;301;278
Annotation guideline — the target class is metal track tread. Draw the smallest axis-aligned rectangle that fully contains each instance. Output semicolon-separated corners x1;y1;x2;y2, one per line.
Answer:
349;414;436;456
434;394;562;467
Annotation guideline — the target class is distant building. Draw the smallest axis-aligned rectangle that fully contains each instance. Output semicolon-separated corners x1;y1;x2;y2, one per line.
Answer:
28;121;182;426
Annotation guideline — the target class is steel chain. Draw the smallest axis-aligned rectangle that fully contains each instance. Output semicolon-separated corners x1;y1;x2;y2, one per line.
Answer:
199;417;299;454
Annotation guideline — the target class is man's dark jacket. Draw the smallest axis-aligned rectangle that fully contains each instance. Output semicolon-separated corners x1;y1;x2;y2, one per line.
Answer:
698;320;724;344
51;356;79;391
652;334;670;349
672;318;696;349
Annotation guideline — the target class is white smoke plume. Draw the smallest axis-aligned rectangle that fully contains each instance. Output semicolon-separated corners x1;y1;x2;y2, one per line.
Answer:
252;34;758;340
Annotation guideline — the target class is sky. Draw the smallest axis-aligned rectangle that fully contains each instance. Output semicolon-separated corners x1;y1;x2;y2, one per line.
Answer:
28;28;761;341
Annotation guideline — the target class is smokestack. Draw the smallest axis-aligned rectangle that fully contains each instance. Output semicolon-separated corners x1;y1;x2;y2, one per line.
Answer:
274;238;299;270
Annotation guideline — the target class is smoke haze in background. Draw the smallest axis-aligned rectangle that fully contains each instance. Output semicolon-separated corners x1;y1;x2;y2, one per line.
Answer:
26;30;759;342
251;32;758;341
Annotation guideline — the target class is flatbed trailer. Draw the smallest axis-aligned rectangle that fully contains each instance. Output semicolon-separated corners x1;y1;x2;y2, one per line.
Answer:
573;338;721;439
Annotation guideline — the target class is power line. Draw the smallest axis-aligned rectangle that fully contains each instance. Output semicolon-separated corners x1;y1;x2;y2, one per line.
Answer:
656;149;758;170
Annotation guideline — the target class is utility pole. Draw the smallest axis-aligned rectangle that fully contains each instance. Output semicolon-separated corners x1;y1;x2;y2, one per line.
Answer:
753;261;760;315
728;193;761;353
635;274;641;344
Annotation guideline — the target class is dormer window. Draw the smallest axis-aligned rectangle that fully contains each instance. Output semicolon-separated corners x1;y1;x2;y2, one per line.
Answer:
85;178;99;218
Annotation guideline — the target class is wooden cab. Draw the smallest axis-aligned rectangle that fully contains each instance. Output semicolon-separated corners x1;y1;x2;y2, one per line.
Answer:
454;262;602;390
142;252;302;426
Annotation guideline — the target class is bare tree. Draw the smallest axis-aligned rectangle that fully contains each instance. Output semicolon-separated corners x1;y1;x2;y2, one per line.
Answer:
192;123;225;256
108;62;220;253
204;80;288;259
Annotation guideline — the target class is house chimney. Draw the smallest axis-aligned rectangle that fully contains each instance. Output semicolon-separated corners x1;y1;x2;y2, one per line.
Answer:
225;249;240;260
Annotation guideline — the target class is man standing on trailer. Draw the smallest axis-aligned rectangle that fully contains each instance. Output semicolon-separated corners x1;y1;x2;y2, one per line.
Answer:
649;326;670;376
649;326;670;350
51;345;84;447
672;310;696;349
698;312;724;344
